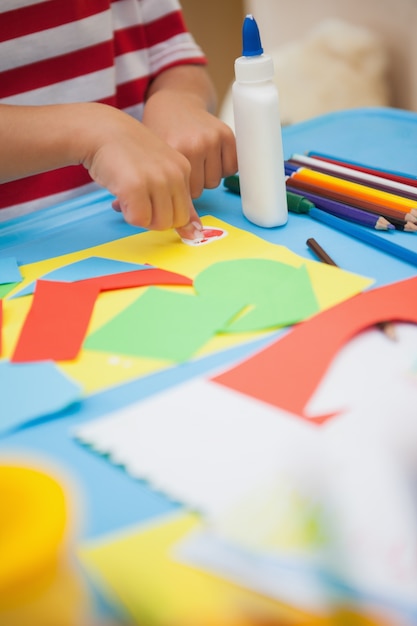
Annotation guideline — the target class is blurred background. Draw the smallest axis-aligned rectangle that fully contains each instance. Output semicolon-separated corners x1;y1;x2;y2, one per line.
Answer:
181;0;417;123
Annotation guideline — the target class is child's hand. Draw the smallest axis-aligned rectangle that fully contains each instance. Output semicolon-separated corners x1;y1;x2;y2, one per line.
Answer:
81;104;203;237
142;90;238;199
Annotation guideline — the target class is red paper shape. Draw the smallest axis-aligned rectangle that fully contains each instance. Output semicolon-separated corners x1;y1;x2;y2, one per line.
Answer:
81;268;193;291
212;276;417;424
12;280;100;362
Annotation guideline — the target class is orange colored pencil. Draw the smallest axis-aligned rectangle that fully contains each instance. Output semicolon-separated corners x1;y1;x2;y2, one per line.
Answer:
287;167;417;216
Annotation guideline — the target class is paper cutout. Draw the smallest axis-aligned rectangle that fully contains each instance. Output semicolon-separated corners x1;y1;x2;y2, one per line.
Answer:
213;275;417;423
79;267;193;292
0;282;19;299
13;256;152;297
79;511;310;626
181;226;228;247
0;256;22;284
75;378;318;518
84;288;244;363
12;280;100;362
194;259;319;332
0;360;81;435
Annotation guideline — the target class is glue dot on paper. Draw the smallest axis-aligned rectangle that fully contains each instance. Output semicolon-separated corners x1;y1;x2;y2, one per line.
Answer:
180;226;227;247
202;228;223;238
108;355;121;366
122;360;133;369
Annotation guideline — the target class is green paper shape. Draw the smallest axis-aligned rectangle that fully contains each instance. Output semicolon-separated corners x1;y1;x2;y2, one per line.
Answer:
0;282;19;298
84;287;243;363
194;259;319;332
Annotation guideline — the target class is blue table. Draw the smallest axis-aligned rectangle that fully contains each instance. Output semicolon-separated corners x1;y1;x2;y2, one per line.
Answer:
1;106;416;543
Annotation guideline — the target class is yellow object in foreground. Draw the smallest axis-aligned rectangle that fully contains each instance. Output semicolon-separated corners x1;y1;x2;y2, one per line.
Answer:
0;464;90;626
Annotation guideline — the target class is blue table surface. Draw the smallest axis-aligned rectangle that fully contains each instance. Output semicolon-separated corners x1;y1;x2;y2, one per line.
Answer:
1;107;417;542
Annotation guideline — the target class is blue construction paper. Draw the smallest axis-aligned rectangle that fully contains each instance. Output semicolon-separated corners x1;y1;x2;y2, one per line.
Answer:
13;256;153;297
0;256;22;284
0;360;82;435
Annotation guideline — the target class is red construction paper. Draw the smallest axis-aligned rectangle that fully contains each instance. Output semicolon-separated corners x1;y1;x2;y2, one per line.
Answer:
81;268;193;291
12;280;100;362
212;276;417;424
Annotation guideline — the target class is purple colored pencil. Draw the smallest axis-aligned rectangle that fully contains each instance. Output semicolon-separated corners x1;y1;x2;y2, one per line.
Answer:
285;185;394;231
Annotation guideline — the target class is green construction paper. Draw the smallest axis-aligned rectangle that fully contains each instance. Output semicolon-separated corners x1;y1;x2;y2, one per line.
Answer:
84;287;243;363
0;282;19;298
194;259;319;332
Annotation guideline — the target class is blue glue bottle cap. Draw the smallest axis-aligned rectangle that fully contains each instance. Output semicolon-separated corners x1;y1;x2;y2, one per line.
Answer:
235;14;273;83
242;14;263;56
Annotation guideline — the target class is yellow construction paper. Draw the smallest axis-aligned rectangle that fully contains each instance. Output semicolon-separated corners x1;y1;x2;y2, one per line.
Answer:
59;350;171;395
80;512;379;625
79;511;321;626
3;217;373;394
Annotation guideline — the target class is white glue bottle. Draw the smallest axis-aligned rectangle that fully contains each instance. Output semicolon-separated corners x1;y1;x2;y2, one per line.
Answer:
232;14;288;228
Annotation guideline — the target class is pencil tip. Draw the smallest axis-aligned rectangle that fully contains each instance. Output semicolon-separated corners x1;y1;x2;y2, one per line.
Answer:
377;321;398;341
376;217;395;230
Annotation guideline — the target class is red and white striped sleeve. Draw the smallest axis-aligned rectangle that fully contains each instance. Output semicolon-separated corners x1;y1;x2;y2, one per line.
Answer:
0;0;207;218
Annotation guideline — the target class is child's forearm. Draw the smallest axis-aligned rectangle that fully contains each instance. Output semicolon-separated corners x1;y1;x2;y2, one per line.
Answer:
0;103;95;182
146;65;218;114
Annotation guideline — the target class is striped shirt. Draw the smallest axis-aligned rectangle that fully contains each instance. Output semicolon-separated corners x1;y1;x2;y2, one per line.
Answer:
0;0;206;220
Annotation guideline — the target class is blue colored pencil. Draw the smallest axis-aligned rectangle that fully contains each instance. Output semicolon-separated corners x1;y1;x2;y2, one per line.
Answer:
286;185;394;231
308;207;417;267
285;162;299;176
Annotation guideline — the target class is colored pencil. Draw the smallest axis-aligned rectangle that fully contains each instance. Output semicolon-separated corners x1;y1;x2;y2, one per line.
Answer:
285;174;417;224
305;236;396;340
306;237;338;265
307;207;417;267
286;165;417;216
289;154;417;200
385;215;417;232
307;151;417;188
286;185;394;231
